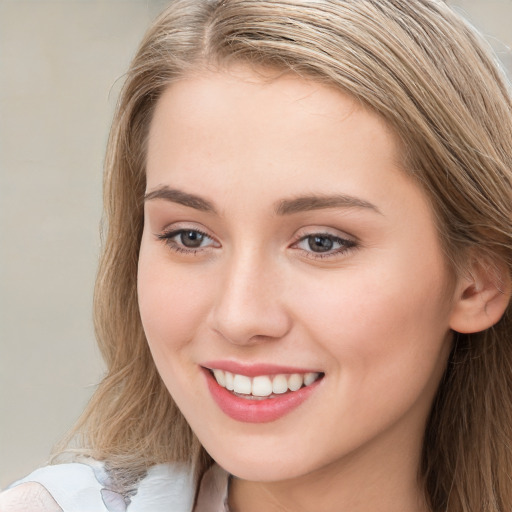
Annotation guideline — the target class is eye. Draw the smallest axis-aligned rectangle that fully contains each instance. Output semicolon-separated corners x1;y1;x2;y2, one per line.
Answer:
157;228;219;253
293;232;356;258
175;230;208;248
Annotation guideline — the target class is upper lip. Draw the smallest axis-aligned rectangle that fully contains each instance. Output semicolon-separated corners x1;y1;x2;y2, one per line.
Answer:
201;360;323;377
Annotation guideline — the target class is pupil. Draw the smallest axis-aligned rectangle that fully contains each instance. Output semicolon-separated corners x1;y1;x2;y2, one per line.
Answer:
181;231;204;248
308;235;334;252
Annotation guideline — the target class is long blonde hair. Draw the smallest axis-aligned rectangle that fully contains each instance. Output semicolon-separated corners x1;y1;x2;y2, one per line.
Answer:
60;1;512;509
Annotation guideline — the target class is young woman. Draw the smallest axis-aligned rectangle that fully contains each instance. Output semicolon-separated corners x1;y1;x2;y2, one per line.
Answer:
2;1;511;511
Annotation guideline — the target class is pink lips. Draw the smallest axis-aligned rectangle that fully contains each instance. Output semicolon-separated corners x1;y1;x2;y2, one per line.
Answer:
201;361;323;423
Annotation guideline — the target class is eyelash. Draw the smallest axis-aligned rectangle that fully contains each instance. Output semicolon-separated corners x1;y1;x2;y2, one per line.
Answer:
156;228;357;260
291;232;357;260
156;228;218;255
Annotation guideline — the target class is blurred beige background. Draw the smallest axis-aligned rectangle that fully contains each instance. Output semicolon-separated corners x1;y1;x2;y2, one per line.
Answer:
1;0;511;489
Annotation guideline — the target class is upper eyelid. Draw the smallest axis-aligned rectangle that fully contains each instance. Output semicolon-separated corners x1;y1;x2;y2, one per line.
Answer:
160;226;210;236
292;226;357;243
295;232;350;242
155;224;357;249
158;222;216;239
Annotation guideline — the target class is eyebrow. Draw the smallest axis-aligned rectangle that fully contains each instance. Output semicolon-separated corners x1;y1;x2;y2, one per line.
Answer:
144;186;217;213
144;185;380;216
275;194;381;216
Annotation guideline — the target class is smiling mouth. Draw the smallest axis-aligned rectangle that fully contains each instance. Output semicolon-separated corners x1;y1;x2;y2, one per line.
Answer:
209;369;324;400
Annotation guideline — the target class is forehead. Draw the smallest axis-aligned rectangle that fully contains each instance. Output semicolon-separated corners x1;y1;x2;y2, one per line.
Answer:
146;64;404;193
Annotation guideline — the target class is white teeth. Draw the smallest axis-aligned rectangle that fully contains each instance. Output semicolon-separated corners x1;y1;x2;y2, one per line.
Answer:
288;373;303;391
304;372;319;386
211;369;321;396
225;371;234;391
213;369;225;387
233;374;252;394
272;374;288;394
252;376;273;397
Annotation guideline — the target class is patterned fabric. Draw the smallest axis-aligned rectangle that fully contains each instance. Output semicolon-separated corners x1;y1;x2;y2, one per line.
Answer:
2;459;230;512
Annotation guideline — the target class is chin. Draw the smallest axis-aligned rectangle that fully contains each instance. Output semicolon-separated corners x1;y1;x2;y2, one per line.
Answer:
202;435;317;482
218;457;305;482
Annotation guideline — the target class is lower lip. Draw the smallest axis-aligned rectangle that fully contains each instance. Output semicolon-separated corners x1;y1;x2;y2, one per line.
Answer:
203;369;322;423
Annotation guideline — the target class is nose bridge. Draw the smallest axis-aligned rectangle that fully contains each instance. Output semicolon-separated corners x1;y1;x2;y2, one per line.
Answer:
209;243;291;345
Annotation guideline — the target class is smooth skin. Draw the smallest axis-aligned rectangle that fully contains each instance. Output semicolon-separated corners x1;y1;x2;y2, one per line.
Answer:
138;64;509;512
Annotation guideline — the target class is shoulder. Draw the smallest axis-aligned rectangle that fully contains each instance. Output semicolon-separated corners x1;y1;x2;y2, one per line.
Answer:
0;482;62;512
0;459;196;512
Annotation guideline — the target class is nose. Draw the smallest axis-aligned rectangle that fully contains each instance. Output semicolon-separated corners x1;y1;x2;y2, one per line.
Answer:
207;250;292;345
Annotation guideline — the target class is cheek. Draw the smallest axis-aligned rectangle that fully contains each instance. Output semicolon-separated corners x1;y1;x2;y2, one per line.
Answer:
289;265;453;448
137;242;213;362
289;253;453;385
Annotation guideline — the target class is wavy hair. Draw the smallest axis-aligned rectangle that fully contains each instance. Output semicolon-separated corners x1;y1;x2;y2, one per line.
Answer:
57;1;512;509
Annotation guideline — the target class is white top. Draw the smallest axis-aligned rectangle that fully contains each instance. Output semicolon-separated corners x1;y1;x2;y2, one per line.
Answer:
0;459;230;512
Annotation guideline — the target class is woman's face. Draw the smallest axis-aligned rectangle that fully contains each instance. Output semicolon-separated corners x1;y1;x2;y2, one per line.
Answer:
138;64;460;481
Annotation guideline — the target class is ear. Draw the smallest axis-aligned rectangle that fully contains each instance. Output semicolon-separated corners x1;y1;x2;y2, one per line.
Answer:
450;256;511;334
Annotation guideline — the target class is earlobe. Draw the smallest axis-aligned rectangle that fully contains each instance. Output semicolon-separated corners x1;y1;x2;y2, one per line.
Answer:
449;258;511;334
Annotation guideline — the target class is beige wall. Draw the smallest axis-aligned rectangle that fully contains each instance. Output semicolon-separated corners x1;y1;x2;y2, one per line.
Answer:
0;0;167;488
1;0;511;489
